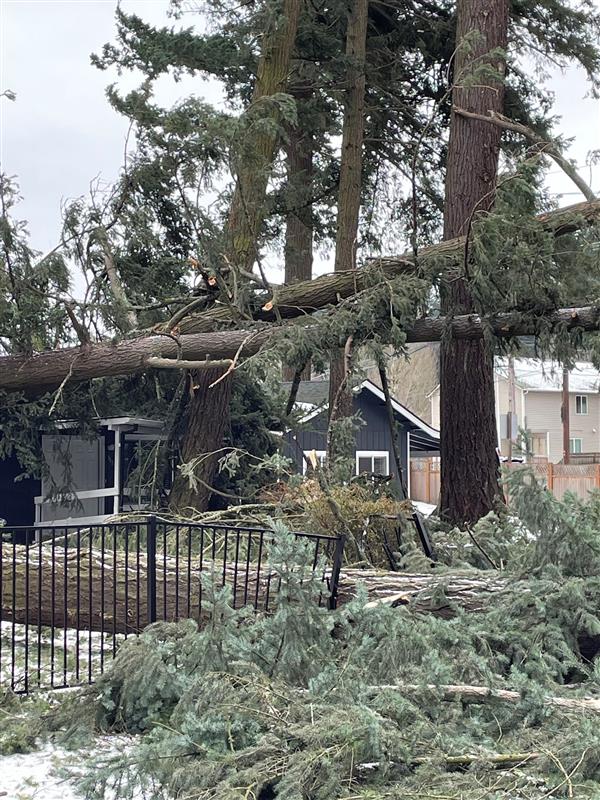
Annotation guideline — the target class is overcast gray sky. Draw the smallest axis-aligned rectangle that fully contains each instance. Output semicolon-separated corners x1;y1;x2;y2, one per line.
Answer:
1;0;599;270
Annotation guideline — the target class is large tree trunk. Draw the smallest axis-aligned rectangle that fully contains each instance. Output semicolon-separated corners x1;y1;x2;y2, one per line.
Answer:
172;198;600;334
172;0;303;511
4;305;600;393
169;366;233;513
282;86;314;382
439;0;509;525
328;0;369;453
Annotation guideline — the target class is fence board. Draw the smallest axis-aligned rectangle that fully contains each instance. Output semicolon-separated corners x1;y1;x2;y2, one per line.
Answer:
410;458;600;505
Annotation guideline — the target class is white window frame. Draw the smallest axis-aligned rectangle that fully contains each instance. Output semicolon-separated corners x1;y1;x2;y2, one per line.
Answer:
569;437;583;454
302;450;326;474
575;395;588;415
355;450;390;476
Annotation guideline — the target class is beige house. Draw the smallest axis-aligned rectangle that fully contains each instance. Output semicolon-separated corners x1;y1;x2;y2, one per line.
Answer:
429;358;600;463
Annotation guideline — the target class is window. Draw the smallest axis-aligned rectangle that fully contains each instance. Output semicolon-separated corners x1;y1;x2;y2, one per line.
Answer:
570;438;583;454
303;450;326;475
356;451;390;476
576;395;588;415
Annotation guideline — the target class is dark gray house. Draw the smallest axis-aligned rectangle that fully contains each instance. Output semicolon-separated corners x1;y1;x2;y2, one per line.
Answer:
282;379;440;494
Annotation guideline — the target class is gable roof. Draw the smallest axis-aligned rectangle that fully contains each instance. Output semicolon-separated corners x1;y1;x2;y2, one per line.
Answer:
284;378;439;447
429;358;600;398
495;358;600;393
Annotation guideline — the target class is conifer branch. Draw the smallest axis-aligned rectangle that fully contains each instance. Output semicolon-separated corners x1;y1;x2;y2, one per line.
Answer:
453;107;597;202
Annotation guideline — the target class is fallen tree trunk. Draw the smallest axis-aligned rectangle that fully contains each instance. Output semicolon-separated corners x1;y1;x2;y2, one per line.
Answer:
338;568;511;615
368;683;600;714
178;198;600;333
3;306;600;392
1;537;509;634
0;541;285;635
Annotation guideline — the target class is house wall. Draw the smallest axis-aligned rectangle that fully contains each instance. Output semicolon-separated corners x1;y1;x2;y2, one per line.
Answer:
283;392;409;492
524;391;600;463
366;344;439;423
0;453;40;529
429;378;600;464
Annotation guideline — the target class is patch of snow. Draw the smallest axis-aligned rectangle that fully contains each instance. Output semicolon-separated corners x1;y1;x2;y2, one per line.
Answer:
412;501;436;517
0;737;138;800
0;744;80;799
1;621;122;692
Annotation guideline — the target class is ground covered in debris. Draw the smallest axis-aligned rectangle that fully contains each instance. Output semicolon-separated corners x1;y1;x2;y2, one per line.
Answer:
4;473;600;799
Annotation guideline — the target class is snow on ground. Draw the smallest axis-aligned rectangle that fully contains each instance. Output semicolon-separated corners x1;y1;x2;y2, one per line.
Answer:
0;737;137;800
0;744;81;799
1;620;123;693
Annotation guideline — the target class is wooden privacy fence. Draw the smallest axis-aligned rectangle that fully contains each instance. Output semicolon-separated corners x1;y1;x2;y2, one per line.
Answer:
410;458;600;504
503;461;600;502
410;459;441;505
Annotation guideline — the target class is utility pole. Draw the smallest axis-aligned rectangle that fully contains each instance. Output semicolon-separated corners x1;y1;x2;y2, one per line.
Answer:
562;366;570;464
507;356;516;461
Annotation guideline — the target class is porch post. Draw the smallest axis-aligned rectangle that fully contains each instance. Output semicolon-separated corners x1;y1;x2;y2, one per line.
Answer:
113;430;122;514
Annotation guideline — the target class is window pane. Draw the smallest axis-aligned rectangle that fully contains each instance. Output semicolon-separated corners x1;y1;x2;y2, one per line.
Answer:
576;396;588;414
372;456;387;474
358;457;371;474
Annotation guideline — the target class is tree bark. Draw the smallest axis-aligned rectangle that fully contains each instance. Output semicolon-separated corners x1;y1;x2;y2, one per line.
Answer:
282;86;314;382
439;0;509;525
177;198;600;334
168;366;233;512
328;0;369;451
3;305;600;393
172;0;303;511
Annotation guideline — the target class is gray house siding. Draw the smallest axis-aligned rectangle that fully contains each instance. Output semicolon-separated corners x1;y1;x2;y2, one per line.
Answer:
283;392;409;490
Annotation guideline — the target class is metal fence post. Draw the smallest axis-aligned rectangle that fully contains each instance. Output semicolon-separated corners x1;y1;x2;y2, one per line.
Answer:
328;534;346;610
147;515;157;624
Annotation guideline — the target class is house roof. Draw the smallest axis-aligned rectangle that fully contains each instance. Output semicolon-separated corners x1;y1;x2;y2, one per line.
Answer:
429;358;600;398
282;380;330;406
284;378;440;450
495;358;600;393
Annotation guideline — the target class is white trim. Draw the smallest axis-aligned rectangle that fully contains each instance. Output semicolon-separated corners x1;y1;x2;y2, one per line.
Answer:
34;486;117;505
356;450;390;476
113;430;122;514
297;380;440;440
102;417;163;429
406;432;411;497
33;514;113;528
359;381;440;439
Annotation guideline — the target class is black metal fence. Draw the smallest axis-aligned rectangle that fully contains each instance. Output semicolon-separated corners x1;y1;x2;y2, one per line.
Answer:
0;517;344;694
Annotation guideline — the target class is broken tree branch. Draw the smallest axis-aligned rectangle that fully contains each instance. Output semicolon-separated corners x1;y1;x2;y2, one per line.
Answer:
368;683;600;715
3;306;600;392
453;107;596;202
177;199;600;333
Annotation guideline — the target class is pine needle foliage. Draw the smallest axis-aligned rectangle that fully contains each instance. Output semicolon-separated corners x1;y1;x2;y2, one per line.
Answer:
48;495;600;800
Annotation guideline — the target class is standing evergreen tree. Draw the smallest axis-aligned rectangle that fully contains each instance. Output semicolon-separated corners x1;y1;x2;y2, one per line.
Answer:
328;0;369;444
438;0;509;524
